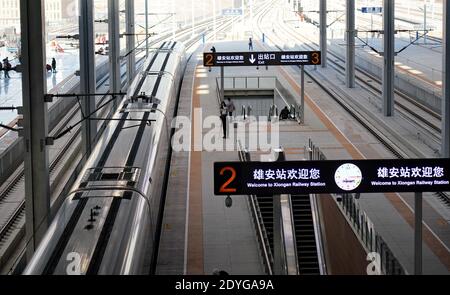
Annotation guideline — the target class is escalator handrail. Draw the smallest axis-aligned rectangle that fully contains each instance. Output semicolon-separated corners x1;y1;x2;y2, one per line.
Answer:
310;194;328;275
281;195;300;275
238;142;273;275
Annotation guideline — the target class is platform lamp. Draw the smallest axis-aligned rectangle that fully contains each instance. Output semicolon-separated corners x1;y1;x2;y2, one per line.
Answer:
225;196;233;208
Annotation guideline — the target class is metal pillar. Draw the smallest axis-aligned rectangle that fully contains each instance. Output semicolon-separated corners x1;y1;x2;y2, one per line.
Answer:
20;0;50;259
424;3;427;44
213;0;217;40
79;0;97;156
319;0;327;68
250;0;254;32
108;0;121;107
220;66;225;101
443;0;450;157
414;192;423;275
172;0;176;39
126;0;136;85
191;0;195;36
346;0;355;88
300;65;305;123
382;0;395;117
145;0;149;57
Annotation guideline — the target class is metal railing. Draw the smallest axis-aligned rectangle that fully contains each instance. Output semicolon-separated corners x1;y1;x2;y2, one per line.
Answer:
238;141;274;275
268;105;278;121
281;194;300;275
307;139;407;275
293;104;305;124
241;105;247;120
309;193;328;275
216;76;277;91
215;77;222;106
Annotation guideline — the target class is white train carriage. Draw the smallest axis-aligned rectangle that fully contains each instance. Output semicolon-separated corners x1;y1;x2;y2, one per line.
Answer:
24;41;187;275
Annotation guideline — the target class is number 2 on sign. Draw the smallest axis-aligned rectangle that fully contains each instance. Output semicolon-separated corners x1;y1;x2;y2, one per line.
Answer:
219;167;237;193
205;54;214;66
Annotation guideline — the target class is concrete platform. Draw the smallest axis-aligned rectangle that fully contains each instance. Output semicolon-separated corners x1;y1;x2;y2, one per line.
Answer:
157;39;450;275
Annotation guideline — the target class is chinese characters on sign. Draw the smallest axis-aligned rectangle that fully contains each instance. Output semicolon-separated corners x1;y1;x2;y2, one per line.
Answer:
376;167;445;179
203;51;321;67
253;168;321;181
214;159;450;196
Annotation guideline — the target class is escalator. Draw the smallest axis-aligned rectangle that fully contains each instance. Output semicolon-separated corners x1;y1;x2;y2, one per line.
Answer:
255;195;274;253
239;145;325;275
291;195;321;275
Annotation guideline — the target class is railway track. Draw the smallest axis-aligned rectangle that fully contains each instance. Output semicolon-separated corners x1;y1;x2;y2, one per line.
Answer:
255;1;450;206
0;10;244;274
270;4;442;147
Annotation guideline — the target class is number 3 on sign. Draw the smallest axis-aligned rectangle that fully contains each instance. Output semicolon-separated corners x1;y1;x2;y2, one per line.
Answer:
219;167;237;193
312;52;320;65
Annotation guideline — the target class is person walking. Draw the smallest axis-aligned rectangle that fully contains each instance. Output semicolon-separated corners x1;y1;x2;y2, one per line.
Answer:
248;37;253;51
3;57;11;78
220;101;228;139
0;60;3;78
51;58;57;73
226;97;235;117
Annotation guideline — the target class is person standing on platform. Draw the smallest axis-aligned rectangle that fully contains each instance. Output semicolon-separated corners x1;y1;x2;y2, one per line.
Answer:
226;97;235;117
3;58;11;79
0;60;3;78
248;37;253;51
220;101;228;139
280;106;290;120
51;58;57;73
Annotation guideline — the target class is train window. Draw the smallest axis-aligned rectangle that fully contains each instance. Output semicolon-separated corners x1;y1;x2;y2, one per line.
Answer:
100;173;121;181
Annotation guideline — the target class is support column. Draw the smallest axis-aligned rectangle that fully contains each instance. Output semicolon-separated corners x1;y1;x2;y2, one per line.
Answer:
79;0;97;156
320;0;327;68
414;192;423;275
20;0;50;259
213;0;217;40
126;0;136;85
191;0;195;36
383;0;395;117
220;66;225;102
108;0;121;107
300;65;305;124
346;0;355;88
424;3;427;44
443;0;450;157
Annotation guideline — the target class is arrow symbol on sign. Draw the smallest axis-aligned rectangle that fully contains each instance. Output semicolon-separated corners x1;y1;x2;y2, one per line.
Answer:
249;54;256;64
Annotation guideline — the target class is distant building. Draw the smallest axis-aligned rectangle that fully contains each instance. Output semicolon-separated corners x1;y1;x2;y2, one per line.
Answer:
46;0;63;23
0;0;64;30
0;0;20;28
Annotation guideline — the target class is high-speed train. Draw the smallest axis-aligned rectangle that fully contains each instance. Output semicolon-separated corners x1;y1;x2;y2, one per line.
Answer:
24;41;187;275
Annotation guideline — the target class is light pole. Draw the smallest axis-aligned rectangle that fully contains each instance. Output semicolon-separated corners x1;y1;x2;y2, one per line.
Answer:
214;0;217;40
145;0;149;57
191;0;195;36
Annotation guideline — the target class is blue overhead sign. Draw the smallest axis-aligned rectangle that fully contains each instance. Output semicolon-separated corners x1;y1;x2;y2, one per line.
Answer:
361;7;383;14
222;8;243;16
